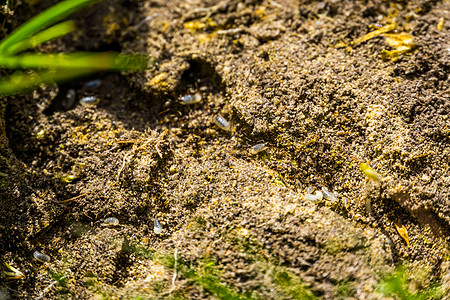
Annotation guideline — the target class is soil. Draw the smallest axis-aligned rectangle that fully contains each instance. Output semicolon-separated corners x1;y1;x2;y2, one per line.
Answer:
0;0;449;299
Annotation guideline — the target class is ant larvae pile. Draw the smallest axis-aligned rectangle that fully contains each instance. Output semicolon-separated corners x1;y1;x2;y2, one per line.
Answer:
304;187;338;205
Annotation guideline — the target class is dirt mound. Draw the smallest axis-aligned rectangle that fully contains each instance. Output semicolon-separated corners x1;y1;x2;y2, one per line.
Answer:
0;0;449;298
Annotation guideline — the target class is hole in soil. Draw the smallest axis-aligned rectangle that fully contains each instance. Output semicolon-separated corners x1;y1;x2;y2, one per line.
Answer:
95;42;122;53
43;73;111;115
111;239;134;286
157;58;226;134
179;58;225;95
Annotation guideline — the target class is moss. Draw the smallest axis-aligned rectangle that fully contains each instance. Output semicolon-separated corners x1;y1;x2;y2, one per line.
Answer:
377;266;443;300
336;280;356;297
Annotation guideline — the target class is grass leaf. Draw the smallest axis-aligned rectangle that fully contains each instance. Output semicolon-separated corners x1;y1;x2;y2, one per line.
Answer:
6;20;75;55
0;0;150;96
0;53;149;96
0;52;149;70
0;0;100;54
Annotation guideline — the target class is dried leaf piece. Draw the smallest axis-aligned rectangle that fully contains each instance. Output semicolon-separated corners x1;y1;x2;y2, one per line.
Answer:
353;23;396;45
394;223;410;247
384;33;414;48
0;257;24;279
381;33;415;61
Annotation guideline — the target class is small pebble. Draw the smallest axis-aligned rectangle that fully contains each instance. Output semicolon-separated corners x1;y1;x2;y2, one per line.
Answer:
214;115;230;131
154;217;162;234
79;96;99;106
306;186;314;194
33;251;50;263
103;217;119;226
179;93;202;105
84;79;102;89
249;143;267;154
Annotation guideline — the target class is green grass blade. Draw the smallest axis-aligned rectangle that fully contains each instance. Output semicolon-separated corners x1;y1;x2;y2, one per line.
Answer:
0;52;150;70
0;53;150;95
6;21;75;55
0;0;100;54
0;69;94;96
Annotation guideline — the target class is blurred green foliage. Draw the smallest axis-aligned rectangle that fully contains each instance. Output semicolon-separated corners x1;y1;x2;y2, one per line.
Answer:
0;0;149;95
377;266;442;300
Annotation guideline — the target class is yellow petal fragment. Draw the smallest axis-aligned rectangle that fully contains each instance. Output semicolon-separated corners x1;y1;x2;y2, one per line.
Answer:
394;223;410;247
359;163;380;182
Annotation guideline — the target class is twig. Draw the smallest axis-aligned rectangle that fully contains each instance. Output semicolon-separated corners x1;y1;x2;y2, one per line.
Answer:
59;192;89;203
170;249;178;292
36;275;67;300
116;130;167;180
117;137;153;180
216;27;245;36
117;151;132;180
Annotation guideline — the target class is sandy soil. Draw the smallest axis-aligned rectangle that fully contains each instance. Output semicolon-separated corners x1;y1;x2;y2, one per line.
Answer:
0;0;449;299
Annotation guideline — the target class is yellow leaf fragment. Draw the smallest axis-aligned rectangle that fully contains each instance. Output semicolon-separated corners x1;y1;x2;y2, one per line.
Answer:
184;18;216;33
148;72;168;87
184;20;206;32
384;33;414;48
381;33;415;61
437;17;444;31
359;163;380;182
1;257;24;279
237;228;249;237
394;223;410;247
353;23;396;45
